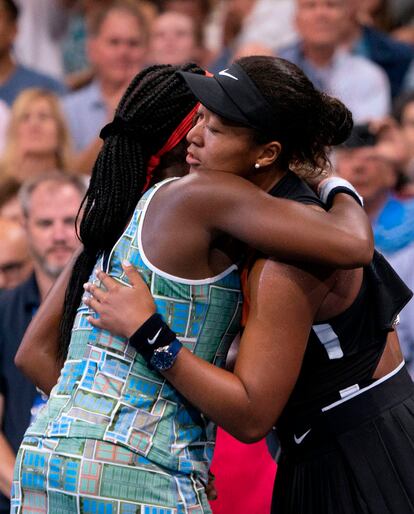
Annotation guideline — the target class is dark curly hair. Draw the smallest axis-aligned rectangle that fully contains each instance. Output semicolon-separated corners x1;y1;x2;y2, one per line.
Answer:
236;56;353;177
58;63;204;360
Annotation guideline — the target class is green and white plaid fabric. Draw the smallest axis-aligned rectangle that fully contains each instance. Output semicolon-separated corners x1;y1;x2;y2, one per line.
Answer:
12;436;211;513
16;179;243;511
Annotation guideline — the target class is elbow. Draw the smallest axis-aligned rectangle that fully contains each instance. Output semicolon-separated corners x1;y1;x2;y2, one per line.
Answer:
352;236;374;267
14;348;25;372
340;234;374;269
236;430;267;444
230;418;273;444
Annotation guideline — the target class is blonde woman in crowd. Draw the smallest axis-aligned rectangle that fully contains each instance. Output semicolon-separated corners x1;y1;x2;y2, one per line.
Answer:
0;88;73;183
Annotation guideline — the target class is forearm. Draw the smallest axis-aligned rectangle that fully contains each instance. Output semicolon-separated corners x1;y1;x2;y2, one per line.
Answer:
0;433;15;498
323;194;374;267
163;348;272;443
204;171;374;268
15;249;81;394
268;193;374;267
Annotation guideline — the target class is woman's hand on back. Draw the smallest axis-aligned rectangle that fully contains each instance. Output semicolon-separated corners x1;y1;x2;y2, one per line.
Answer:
83;261;156;338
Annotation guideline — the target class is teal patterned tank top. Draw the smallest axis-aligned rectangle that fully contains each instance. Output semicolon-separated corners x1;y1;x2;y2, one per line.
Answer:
27;178;243;478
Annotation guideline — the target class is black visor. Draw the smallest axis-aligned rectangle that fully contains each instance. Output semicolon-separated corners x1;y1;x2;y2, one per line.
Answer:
178;62;275;133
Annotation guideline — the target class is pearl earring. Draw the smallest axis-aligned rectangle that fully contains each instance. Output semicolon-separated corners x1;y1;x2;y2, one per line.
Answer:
254;163;260;169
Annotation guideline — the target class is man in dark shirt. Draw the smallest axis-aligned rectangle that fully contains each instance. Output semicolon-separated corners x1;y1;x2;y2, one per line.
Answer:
0;173;85;513
0;0;66;106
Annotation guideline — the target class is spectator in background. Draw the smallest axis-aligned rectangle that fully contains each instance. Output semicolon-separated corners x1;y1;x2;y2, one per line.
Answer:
0;173;85;514
341;0;414;99
149;11;204;66
13;0;68;80
0;89;73;183
278;0;391;123
0;218;32;290
62;1;149;174
336;125;414;376
61;1;157;90
0;0;66;107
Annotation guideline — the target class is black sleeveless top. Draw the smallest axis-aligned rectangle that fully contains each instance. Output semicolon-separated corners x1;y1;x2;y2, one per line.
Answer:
267;171;413;435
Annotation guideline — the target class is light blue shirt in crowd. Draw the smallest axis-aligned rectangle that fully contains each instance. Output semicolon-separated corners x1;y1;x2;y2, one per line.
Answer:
278;43;391;122
0;64;67;106
62;80;107;152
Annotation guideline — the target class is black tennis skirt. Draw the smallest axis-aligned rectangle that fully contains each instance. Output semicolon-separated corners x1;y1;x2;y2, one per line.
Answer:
272;365;414;514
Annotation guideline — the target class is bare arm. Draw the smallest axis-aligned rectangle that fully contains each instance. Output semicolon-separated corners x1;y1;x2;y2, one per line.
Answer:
85;260;328;442
0;395;15;498
14;249;81;394
179;171;373;268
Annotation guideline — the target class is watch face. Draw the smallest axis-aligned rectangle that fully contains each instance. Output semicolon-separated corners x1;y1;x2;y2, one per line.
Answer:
151;348;174;371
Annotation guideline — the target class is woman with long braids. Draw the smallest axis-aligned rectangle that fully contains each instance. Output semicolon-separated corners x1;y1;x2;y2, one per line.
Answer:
12;59;377;513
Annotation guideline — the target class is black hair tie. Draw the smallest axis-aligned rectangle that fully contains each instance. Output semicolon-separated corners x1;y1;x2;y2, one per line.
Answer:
100;117;139;140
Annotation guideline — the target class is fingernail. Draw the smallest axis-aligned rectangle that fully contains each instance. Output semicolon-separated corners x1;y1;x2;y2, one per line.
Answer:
123;259;131;267
83;283;90;290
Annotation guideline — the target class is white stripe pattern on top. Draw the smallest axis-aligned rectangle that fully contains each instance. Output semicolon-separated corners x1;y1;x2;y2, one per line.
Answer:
313;323;344;360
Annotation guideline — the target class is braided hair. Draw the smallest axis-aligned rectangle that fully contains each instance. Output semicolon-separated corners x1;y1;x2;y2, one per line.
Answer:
59;63;204;361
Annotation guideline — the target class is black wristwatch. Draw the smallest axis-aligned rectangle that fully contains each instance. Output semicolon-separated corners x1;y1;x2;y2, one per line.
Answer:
150;339;183;371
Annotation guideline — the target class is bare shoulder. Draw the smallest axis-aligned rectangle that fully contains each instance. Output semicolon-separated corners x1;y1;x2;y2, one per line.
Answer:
163;171;264;204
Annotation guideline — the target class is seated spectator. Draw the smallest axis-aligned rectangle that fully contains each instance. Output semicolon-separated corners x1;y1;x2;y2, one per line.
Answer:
0;177;21;222
278;0;391;123
336;125;414;376
61;1;156;90
13;0;68;80
341;0;414;98
62;0;149;174
0;89;74;182
0;172;85;514
149;11;204;66
0;217;32;290
0;0;66;106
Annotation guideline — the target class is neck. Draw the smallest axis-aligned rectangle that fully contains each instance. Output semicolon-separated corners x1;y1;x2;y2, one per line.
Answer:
364;191;389;221
0;53;15;84
34;267;55;301
249;166;287;192
16;154;59;180
303;42;335;67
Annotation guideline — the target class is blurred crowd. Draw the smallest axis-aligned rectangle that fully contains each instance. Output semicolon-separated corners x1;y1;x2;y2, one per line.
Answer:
0;0;414;512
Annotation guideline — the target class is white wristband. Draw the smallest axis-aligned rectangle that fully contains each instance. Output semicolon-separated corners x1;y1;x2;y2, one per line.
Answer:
317;177;363;207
